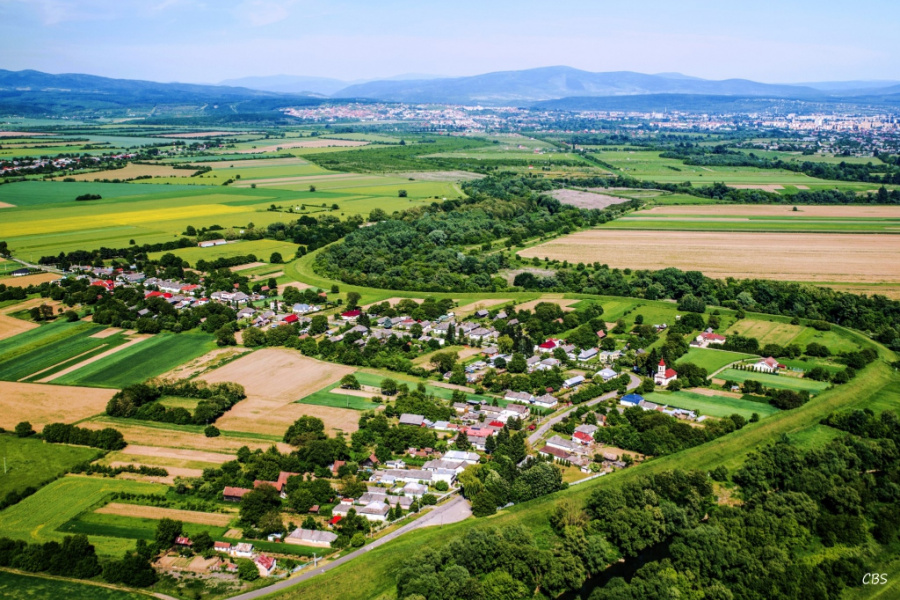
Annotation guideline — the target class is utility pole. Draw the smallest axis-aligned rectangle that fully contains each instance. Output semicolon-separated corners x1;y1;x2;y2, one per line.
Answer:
312;552;319;568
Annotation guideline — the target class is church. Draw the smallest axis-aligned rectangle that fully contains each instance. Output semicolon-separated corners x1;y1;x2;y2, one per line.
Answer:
654;359;678;386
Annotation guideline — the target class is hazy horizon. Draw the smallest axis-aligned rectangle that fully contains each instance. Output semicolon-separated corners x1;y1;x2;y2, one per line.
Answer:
1;0;899;85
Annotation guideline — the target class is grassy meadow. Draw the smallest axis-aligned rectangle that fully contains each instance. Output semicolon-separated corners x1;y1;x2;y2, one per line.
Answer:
643;390;778;420
0;435;101;498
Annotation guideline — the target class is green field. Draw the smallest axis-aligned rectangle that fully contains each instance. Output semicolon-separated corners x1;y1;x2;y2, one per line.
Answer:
58;511;229;542
352;371;501;405
148;238;300;265
0;323;131;382
297;382;382;410
725;318;860;353
643;390;778;419
717;368;831;393
53;332;217;388
0;435;101;498
0;570;147;600
676;347;756;373
0;476;167;556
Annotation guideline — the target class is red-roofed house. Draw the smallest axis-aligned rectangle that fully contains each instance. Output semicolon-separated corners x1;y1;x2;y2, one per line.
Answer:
254;554;276;577
328;515;343;528
282;314;299;324
330;460;346;476
145;290;164;298
654;360;678;387
538;445;573;461
175;536;193;547
341;309;361;321
596;330;606;339
573;431;594;445
538;339;560;352
91;279;115;292
696;332;726;347
223;486;252;502
753;356;782;373
214;541;232;552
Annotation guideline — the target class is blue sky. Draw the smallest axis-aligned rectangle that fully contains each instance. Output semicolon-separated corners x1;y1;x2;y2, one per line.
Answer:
1;0;898;84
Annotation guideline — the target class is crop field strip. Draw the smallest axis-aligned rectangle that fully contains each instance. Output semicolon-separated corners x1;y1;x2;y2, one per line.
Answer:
0;435;101;497
642;390;778;419
716;368;831;393
0;571;148;600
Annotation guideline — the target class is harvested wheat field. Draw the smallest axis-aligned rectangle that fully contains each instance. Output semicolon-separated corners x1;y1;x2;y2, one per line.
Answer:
643;205;900;218
516;298;578;312
0;381;115;429
217;401;361;436
688;387;744;399
113;445;234;465
0;272;59;287
728;184;785;192
199;348;354;402
90;327;123;339
158;347;251;380
55;163;190;181
236;139;368;153
110;463;204;484
80;419;290;453
0;312;37;341
230;261;266;272
200;348;357;435
364;297;423;309
551;189;632;209
520;230;900;285
97;502;233;526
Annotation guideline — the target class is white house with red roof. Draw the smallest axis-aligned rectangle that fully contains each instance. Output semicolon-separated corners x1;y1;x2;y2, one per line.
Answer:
341;309;361;321
752;356;783;373
254;554;276;577
536;338;561;353
695;332;727;347
654;360;678;386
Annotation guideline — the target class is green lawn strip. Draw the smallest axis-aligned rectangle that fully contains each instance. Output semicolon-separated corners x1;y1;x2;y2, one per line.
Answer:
266;351;898;600
676;347;756;373
352;371;502;406
777;357;846;374
58;511;229;542
296;382;378;411
0;476;168;556
717;368;831;393
0;435;101;498
53;333;217;388
642;390;779;419
0;570;149;600
0;326;125;381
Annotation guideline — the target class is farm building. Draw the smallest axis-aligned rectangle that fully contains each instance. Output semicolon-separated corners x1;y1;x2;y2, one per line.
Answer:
504;390;534;403
620;393;644;407
597;368;618;381
563;375;586;389
286;528;338;548
696;331;727;347
254;554;276;577
539;445;573;461
198;239;227;247
223;486;252;502
578;348;599;361
11;268;31;277
533;394;558;409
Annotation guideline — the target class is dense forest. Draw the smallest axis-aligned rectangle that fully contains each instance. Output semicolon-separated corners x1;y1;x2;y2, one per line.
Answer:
398;411;900;599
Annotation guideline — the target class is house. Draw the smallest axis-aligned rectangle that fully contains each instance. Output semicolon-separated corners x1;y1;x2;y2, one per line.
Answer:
696;332;727;347
357;501;391;522
399;413;426;427
578;348;598;361
501;402;530;422
214;541;232;553
575;423;599;436
539;445;573;461
654;360;678;386
620;394;644;407
175;536;192;547
330;460;346;476
563;375;585;389
341;309;361;321
11;268;31;277
573;431;594;445
596;330;606;339
546;435;580;453
286;528;338;548
443;450;480;464
533;394;559;409
537;339;561;353
223;486;252;502
753;357;782;373
293;303;314;314
402;482;429;498
233;543;254;558
474;309;489;318
597;368;618;382
254;554;276;577
504;390;534;404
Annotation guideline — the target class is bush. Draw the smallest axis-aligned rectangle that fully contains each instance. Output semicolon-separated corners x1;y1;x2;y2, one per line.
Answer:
434;480;449;492
238;558;260;581
14;422;35;438
204;425;221;437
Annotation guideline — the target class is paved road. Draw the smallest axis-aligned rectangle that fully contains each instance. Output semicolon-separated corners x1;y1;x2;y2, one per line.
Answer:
228;494;470;600
527;372;641;446
9;257;63;274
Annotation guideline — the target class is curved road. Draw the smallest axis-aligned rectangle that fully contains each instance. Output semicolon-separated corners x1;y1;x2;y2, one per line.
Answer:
527;372;642;446
229;494;470;600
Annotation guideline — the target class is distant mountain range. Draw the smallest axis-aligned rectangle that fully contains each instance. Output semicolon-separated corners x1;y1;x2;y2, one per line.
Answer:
325;66;900;105
2;67;900;116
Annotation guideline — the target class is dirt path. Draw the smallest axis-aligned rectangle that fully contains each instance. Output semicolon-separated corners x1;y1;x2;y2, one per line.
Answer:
36;335;150;383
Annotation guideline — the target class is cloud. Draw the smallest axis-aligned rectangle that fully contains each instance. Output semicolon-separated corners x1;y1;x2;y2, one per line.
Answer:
234;0;296;27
